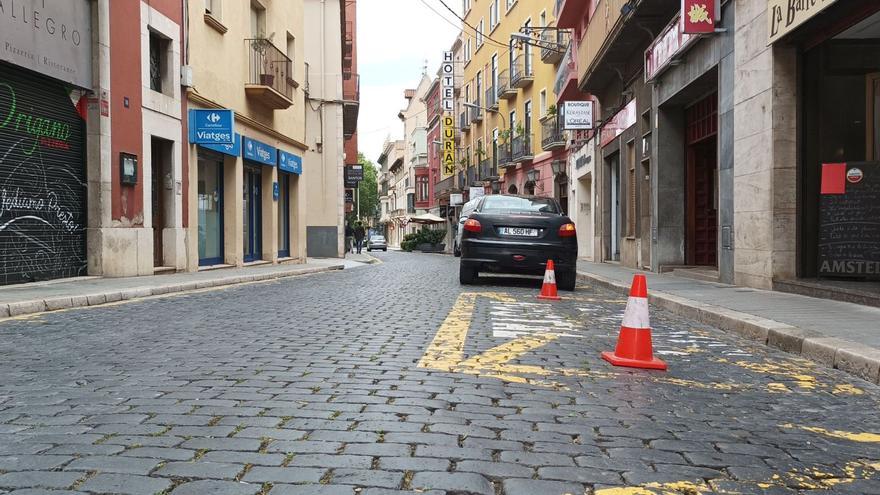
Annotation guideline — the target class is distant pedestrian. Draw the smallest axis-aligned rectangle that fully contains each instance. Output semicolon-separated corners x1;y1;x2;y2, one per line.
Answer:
344;223;354;254
353;222;366;254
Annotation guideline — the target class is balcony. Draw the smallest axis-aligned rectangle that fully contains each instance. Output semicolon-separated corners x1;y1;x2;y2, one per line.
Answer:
510;55;534;89
459;111;470;132
343;21;354;70
435;175;454;199
541;116;566;151
511;133;534;162
554;43;579;103
469;97;482;123
578;0;679;92
479;158;495;181
343;74;359;138
540;29;570;65
245;38;294;109
554;0;584;29
496;70;517;100
486;87;498;110
497;142;513;168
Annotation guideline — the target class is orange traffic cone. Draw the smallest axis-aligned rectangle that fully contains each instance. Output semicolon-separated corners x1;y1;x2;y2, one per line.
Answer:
601;274;667;370
537;260;562;301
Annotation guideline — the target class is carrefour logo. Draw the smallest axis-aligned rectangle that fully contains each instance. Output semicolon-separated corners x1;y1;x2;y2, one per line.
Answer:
208;112;221;123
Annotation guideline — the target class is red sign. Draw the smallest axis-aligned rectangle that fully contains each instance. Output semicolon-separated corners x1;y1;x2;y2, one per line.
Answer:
600;99;637;148
681;0;716;34
645;15;697;81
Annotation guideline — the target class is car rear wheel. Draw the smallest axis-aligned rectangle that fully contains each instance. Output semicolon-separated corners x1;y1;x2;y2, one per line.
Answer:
453;243;461;257
459;264;478;285
557;268;576;292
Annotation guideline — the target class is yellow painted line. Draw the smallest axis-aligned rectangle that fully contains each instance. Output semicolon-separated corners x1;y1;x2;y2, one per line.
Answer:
717;358;865;395
417;292;514;371
781;424;880;443
459;333;558;373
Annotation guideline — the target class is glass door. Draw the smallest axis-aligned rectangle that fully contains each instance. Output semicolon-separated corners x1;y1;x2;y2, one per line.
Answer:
277;174;290;258
243;166;262;262
198;155;224;266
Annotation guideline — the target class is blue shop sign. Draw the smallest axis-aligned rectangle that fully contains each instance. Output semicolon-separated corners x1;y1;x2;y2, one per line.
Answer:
189;109;235;145
242;136;277;167
278;149;303;175
201;133;242;157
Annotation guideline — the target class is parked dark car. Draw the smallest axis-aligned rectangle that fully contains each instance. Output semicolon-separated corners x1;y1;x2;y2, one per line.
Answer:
366;235;387;252
459;195;578;290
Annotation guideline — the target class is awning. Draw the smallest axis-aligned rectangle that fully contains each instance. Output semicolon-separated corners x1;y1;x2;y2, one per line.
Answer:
409;213;446;224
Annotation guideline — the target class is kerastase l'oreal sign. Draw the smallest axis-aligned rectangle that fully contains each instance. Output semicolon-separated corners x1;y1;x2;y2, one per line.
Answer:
0;1;93;88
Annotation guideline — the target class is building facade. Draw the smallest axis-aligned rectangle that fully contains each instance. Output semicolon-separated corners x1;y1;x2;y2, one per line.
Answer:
303;0;359;258
0;0;190;285
557;0;880;298
459;0;570;212
186;0;308;270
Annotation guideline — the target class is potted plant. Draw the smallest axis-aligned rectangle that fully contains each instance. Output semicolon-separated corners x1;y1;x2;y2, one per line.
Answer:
251;34;277;86
515;122;526;137
475;145;487;162
499;129;511;144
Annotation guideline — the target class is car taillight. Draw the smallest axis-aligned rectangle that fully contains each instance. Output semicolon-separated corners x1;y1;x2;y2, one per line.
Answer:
559;223;576;237
463;218;482;233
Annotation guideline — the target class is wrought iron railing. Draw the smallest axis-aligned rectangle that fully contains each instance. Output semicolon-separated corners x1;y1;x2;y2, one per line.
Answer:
541;117;566;150
541;30;570;63
470;97;482;123
497;142;512;166
510;54;534;87
511;133;534;161
246;38;293;100
460;111;470;130
485;87;497;109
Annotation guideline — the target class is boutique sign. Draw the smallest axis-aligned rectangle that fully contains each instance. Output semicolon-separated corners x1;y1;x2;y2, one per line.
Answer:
768;0;837;45
0;0;93;88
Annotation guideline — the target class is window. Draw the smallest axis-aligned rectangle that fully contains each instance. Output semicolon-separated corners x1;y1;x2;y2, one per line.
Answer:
481;195;559;213
205;0;220;17
465;38;472;63
417;175;429;202
523;19;533;74
539;10;546;28
524;100;532;136
463;0;471;14
490;0;499;30
148;31;169;94
506;0;516;12
509;110;516;132
250;1;266;38
491;54;498;91
476;70;482;103
477;19;484;47
539;89;547;117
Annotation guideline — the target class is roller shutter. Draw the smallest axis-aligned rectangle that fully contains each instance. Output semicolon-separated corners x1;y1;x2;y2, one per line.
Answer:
0;63;87;285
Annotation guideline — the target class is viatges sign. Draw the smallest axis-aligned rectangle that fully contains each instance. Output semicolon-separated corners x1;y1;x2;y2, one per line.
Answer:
768;0;837;45
0;0;93;88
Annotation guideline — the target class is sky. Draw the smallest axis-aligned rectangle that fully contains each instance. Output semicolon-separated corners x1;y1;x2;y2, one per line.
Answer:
356;0;462;164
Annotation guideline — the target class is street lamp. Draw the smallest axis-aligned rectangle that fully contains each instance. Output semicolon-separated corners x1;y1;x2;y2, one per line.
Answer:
526;169;540;183
551;159;566;176
463;101;506;128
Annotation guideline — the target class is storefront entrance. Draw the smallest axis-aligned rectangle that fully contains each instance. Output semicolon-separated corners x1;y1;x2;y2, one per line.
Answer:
0;63;87;284
243;166;262;262
277;174;291;258
197;153;224;266
685;94;718;267
608;153;621;262
151;137;173;268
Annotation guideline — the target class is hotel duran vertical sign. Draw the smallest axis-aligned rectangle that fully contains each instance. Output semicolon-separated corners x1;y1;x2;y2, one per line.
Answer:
0;1;93;88
440;51;456;180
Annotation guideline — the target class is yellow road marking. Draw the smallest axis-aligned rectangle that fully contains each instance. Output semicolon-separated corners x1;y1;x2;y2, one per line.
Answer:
781;424;880;443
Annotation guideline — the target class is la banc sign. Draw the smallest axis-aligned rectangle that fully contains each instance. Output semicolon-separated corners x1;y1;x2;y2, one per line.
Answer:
768;0;838;45
0;0;93;88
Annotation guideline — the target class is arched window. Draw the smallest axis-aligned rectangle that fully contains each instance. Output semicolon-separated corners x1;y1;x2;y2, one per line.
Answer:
507;184;518;194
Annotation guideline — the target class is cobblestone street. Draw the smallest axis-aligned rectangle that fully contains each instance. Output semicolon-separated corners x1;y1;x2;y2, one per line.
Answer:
1;252;880;494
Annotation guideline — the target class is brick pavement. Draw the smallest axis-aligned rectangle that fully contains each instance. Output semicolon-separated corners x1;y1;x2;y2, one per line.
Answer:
0;251;879;494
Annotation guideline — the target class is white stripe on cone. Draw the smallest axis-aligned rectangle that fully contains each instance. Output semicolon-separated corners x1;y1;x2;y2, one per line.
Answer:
621;296;650;329
543;268;556;285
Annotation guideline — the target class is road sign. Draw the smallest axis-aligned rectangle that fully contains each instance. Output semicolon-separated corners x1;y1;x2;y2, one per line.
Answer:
189;109;235;145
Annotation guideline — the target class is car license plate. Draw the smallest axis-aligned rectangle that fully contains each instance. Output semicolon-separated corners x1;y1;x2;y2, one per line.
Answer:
499;227;539;237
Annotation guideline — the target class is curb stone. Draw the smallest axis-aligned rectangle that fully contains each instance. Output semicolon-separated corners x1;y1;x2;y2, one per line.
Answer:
577;270;880;385
0;264;343;322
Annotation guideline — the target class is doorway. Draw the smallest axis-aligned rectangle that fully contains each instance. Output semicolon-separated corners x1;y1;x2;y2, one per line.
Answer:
685;93;718;267
277;174;291;258
244;166;262;262
150;138;173;268
608;153;620;261
197;153;224;266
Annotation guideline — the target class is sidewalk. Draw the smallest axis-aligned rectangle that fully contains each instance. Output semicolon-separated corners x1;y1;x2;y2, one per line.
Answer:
577;260;880;384
0;259;345;319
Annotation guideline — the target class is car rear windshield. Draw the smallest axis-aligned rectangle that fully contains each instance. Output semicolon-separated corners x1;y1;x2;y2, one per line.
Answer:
371;236;385;241
480;196;559;214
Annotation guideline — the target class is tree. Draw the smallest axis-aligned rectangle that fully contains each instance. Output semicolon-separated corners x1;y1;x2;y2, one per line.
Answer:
350;153;379;224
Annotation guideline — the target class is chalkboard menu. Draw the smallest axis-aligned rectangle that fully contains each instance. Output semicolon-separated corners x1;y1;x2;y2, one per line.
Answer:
818;162;880;279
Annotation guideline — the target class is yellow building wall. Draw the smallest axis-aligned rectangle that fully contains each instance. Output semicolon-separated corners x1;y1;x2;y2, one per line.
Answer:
461;0;559;168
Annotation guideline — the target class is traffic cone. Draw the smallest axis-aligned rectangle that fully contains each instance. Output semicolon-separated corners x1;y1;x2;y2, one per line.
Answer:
601;274;667;370
537;260;562;301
